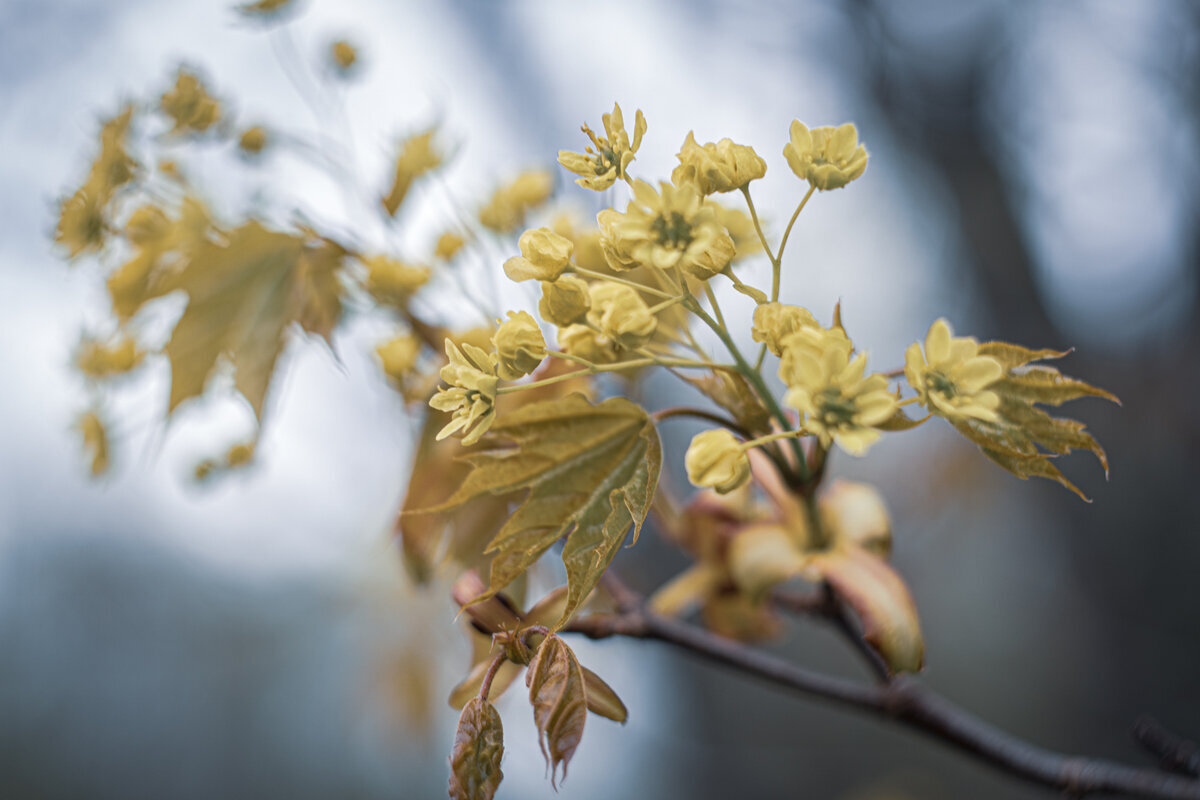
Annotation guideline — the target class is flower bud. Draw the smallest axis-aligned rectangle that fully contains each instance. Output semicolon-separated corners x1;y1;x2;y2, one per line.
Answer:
672;132;767;194
586;282;657;350
685;429;751;494
238;126;268;155
538;275;590;326
493;310;546;380
364;256;431;308
376;334;421;382
752;302;818;356
557;324;617;364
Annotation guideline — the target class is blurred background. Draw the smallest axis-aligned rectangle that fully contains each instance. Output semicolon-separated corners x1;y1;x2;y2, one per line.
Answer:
2;0;1198;797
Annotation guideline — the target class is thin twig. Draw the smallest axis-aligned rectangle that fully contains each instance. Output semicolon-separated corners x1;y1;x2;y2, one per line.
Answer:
564;593;1200;799
1135;716;1200;778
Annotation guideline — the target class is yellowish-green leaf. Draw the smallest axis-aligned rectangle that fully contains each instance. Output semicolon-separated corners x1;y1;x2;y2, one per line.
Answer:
525;635;587;788
949;343;1118;499
449;697;504;800
416;394;660;630
810;543;924;674
582;667;627;723
875;407;929;432
162;221;349;420
992;365;1119;407
978;342;1070;370
399;417;514;583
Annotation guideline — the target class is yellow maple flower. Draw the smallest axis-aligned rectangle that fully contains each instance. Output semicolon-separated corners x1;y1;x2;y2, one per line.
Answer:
905;318;1003;422
87;106;137;197
363;255;431;308
558;103;646;191
586;282;657;350
685;429;751;494
161;69;222;135
783;121;868;191
238;126;268;154
77;411;110;477
430;340;499;445
237;0;296;18
502;227;574;282
557;324;617;365
478;170;554;233
538;276;591;327
672;132;767;194
331;40;358;71
55;187;107;258
601;179;736;280
76;335;144;379
124;205;171;246
493;311;546;380
752;302;818;357
382;129;442;216
377;334;422;382
781;331;895;455
434;231;466;261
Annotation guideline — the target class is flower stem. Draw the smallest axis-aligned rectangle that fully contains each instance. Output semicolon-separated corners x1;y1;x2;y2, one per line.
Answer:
775;185;816;284
569;266;676;299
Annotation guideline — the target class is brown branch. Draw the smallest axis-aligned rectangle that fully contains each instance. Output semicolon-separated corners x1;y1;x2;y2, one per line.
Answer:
565;601;1200;799
1135;716;1200;778
651;406;751;438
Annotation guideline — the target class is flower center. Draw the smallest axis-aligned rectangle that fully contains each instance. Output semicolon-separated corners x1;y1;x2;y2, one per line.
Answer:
652;211;693;250
927;371;956;398
816;388;858;427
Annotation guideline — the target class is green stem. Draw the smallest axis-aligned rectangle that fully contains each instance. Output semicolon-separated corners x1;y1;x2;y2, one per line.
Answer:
775;185;816;281
569;266;675;299
739;185;778;266
682;296;810;482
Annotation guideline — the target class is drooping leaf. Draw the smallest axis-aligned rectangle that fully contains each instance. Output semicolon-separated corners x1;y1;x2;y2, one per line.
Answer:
398;416;514;583
296;234;348;345
525;635;587;787
449;697;505;800
809;543;924;674
449;656;524;711
948;342;1119;500
581;667;628;723
415;394;660;630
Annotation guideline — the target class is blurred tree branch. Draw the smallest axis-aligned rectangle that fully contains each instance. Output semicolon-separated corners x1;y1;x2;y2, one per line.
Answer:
565;573;1200;799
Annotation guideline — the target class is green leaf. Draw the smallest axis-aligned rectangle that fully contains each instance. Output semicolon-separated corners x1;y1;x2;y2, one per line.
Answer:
416;394;660;630
525;635;587;788
449;697;504;800
949;342;1118;499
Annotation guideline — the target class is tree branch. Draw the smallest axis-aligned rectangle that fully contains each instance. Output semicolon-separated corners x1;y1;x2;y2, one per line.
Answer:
565;599;1200;799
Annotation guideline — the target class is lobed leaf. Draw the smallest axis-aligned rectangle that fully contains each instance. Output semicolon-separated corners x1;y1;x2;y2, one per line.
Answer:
162;220;348;419
525;635;587;787
414;394;660;630
449;697;505;800
948;342;1118;499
